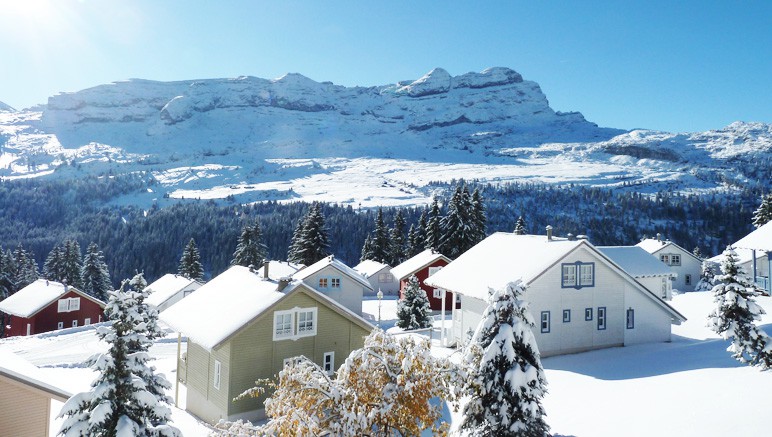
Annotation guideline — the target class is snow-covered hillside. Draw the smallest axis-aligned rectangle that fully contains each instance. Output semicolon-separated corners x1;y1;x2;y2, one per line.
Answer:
1;68;770;208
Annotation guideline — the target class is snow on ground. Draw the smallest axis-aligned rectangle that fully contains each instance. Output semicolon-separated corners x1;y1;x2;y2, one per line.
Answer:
3;291;772;436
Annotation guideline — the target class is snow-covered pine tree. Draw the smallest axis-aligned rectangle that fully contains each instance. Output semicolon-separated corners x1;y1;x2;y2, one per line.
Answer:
0;249;12;299
13;244;38;291
471;187;487;245
396;275;432;330
359;235;374;263
752;194;772;228
462;280;549;437
707;246;772;368
439;185;475;259
514;215;527;235
43;244;65;283
57;275;180;437
424;198;442;251
62;239;84;289
389;209;407;266
406;224;421;258
368;208;391;264
81;242;112;302
178;238;204;280
286;217;305;263
232;220;268;269
288;202;330;266
409;209;428;257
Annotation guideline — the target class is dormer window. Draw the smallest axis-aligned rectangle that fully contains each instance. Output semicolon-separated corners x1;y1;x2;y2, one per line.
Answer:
561;262;594;289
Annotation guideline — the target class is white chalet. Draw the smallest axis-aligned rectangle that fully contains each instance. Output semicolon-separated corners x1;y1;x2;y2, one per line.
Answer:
636;236;702;292
144;274;203;312
425;232;686;357
292;255;372;315
598;246;675;300
353;260;399;296
731;221;772;295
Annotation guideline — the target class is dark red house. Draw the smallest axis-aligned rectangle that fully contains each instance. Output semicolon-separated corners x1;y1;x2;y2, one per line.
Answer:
0;279;105;338
391;249;455;311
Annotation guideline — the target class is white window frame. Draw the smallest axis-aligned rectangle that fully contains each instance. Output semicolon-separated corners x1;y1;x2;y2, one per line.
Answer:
72;320;78;328
213;360;221;390
84;318;91;326
323;351;335;375
318;278;328;289
69;297;81;311
685;274;692;286
26;324;31;336
57;321;64;330
660;254;670;264
428;266;442;276
671;254;681;266
57;297;81;313
562;265;577;287
433;288;443;299
273;307;318;341
579;264;594;286
330;277;341;288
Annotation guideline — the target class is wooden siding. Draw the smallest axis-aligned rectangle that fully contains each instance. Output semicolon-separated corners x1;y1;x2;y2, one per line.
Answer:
184;341;231;423
399;258;456;311
0;376;53;437
2;290;104;338
302;266;364;315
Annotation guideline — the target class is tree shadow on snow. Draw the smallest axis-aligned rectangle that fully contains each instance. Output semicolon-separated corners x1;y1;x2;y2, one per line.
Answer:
541;332;762;380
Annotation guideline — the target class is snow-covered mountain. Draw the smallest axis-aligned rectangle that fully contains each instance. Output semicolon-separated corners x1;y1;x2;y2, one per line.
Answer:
0;67;770;207
0;101;15;112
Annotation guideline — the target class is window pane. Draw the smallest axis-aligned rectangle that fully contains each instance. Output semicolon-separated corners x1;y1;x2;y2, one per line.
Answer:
319;278;328;288
562;265;576;287
331;278;340;288
580;264;593;286
275;313;292;336
69;298;81;311
58;299;69;313
298;310;314;333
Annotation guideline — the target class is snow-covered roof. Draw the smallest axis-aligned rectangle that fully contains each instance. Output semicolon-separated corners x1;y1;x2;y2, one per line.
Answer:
257;260;304;281
597;247;674;278
0;279;104;318
734;221;772;252
353;260;390;278
391;249;451;281
425;234;583;300
293;255;373;291
160;265;291;350
0;350;71;401
636;238;670;254
707;247;764;266
144;274;200;308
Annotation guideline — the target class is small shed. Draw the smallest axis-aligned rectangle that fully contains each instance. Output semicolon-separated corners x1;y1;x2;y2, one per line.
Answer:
0;280;105;337
353;260;399;296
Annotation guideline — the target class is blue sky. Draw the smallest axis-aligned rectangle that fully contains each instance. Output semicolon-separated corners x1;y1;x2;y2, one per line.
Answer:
1;0;769;132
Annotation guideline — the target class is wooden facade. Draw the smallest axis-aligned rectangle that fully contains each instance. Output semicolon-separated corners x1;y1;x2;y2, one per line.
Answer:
2;288;104;338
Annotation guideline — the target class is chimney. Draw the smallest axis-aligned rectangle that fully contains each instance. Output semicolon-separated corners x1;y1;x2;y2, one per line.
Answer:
277;277;291;292
567;233;576;241
546;225;553;241
577;234;589;241
263;261;270;279
656;232;661;242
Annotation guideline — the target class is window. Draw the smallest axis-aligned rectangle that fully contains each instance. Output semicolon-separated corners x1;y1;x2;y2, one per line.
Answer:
660;254;670;264
661;277;668;298
626;308;635;329
561;262;594;289
540;311;550;333
597;307;607;330
57;322;64;330
563;309;571;323
331;278;341;288
273;308;318;341
428;266;443;276
585;308;593;321
84;318;91;326
378;272;393;283
323;352;335;375
213;360;221;389
57;297;81;313
433;289;443;299
72;320;78;328
318;278;328;289
685;274;692;286
671;254;681;266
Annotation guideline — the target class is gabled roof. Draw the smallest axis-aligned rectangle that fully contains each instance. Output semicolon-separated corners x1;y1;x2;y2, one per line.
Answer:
734;221;772;252
0;279;105;318
597;247;674;278
391;249;451;281
353;260;391;278
293;255;373;291
257;260;304;281
0;350;71;401
145;274;201;308
707;247;764;266
426;232;686;323
160;265;373;350
636;238;700;262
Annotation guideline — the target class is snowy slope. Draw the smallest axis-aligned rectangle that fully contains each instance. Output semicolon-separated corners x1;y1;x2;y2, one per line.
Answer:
1;68;770;208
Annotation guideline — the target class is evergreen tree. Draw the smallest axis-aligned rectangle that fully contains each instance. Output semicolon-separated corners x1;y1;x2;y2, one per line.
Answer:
367;208;391;264
396;275;432;330
462;280;549;436
13;244;38;291
0;249;13;299
81;242;113;302
708;246;772;368
62;239;84;289
695;259;720;292
692;246;703;260
43;245;65;283
231;220;268;268
287;203;330;266
178;238;204;280
287;218;305;263
57;275;180;437
424;199;442;251
439;185;475;259
359;235;374;263
752;194;772;228
406;224;421;258
388;210;407;266
514;215;527;235
470;188;487;244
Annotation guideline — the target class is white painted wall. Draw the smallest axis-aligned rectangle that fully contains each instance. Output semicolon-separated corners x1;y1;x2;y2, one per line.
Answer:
622;282;673;345
363;266;399;297
302;266;364;315
636;275;671;301
652;245;701;292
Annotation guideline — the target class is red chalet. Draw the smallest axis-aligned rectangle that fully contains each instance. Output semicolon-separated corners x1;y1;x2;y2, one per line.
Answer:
0;279;105;338
391;249;455;311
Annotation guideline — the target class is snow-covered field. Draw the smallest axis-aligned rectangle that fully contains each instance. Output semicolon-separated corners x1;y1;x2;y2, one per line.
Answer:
2;292;771;436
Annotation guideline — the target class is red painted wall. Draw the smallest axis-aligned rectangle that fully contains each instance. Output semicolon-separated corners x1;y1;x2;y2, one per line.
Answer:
399;258;459;311
2;290;104;338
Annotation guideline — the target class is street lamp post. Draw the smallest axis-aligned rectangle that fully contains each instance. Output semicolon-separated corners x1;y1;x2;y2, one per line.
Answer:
377;288;384;328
